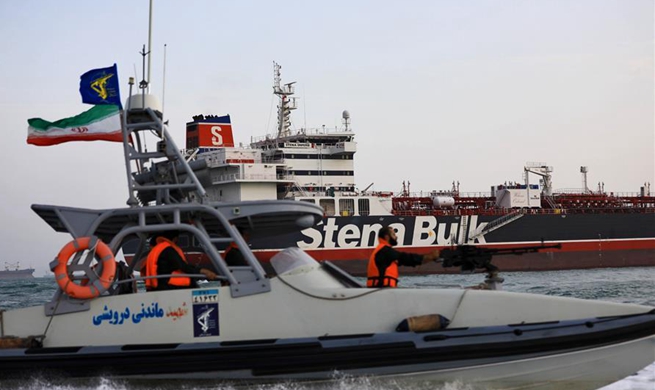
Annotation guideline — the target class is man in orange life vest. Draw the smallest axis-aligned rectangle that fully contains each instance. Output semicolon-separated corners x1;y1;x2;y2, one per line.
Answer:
145;231;218;291
367;225;441;288
223;227;250;267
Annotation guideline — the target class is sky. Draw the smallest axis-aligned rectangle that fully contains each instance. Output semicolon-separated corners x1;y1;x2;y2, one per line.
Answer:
0;0;653;275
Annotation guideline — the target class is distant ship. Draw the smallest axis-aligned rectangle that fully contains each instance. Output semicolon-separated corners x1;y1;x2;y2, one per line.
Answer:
0;263;35;280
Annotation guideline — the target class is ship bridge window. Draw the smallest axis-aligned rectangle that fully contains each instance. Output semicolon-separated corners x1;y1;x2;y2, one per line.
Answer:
339;199;355;216
358;199;370;216
300;198;316;204
319;199;336;216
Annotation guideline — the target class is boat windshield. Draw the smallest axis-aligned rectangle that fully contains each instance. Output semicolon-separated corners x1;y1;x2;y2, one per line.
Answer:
270;247;319;275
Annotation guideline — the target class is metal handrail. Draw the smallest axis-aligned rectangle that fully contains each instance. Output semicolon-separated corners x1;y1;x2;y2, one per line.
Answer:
212;173;279;182
119;273;229;283
392;207;655;217
250;127;354;143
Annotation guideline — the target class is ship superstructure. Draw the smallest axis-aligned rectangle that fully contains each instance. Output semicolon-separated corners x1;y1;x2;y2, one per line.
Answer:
254;62;357;198
184;62;392;217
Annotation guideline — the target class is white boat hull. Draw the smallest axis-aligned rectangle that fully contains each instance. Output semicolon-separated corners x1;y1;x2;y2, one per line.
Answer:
386;334;655;390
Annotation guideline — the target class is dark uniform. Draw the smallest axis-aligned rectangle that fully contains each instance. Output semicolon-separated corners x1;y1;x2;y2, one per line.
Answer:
155;247;202;290
367;238;424;288
145;237;201;291
224;243;248;266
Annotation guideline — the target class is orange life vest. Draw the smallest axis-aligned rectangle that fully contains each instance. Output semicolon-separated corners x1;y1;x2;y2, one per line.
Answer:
145;237;191;291
224;242;238;257
367;238;399;288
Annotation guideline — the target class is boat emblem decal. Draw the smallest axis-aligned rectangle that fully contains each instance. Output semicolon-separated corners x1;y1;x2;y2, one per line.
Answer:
192;289;219;337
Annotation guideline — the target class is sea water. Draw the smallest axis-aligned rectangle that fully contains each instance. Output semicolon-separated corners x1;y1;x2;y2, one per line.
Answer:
1;267;654;390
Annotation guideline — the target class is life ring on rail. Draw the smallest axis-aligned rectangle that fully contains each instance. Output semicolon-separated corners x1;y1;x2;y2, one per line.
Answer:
53;236;116;299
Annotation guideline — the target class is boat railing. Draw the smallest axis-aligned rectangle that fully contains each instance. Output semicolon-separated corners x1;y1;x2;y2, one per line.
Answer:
4;262;20;271
41;202;274;316
205;155;263;167
212;172;279;182
543;195;558;209
401;191;493;198
392;207;655;217
122;273;228;285
400;190;650;200
301;191;363;198
121;105;208;206
554;189;643;197
454;192;494;198
251;127;353;144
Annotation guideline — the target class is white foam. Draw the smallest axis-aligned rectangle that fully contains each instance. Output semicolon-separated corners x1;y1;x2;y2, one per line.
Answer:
599;362;655;390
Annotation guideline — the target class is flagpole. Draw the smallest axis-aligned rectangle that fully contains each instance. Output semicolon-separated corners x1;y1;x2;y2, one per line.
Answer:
147;0;153;93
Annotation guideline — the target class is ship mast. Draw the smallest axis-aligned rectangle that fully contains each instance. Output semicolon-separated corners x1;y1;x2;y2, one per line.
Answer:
273;62;297;138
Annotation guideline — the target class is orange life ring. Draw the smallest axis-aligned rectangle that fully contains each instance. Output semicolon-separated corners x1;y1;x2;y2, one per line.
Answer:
53;237;116;299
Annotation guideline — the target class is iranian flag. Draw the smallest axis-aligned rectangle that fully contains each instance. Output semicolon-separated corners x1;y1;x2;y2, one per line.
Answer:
27;105;123;146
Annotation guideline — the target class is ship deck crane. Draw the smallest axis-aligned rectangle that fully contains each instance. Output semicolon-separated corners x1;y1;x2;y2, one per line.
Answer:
523;163;553;196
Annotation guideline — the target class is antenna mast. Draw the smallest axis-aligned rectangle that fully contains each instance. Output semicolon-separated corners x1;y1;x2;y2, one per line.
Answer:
162;43;167;115
147;0;153;93
273;62;297;138
139;45;150;91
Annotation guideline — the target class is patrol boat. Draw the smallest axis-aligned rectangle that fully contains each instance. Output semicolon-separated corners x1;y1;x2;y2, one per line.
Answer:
0;91;654;390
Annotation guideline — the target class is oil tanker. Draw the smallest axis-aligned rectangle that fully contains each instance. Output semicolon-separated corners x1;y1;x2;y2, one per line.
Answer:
126;63;655;275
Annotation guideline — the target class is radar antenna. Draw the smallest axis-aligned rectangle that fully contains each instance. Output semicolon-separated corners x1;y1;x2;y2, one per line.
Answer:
342;110;351;131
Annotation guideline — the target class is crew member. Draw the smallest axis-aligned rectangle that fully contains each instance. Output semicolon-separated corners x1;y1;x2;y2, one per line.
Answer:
145;231;218;291
367;225;440;288
223;227;250;267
